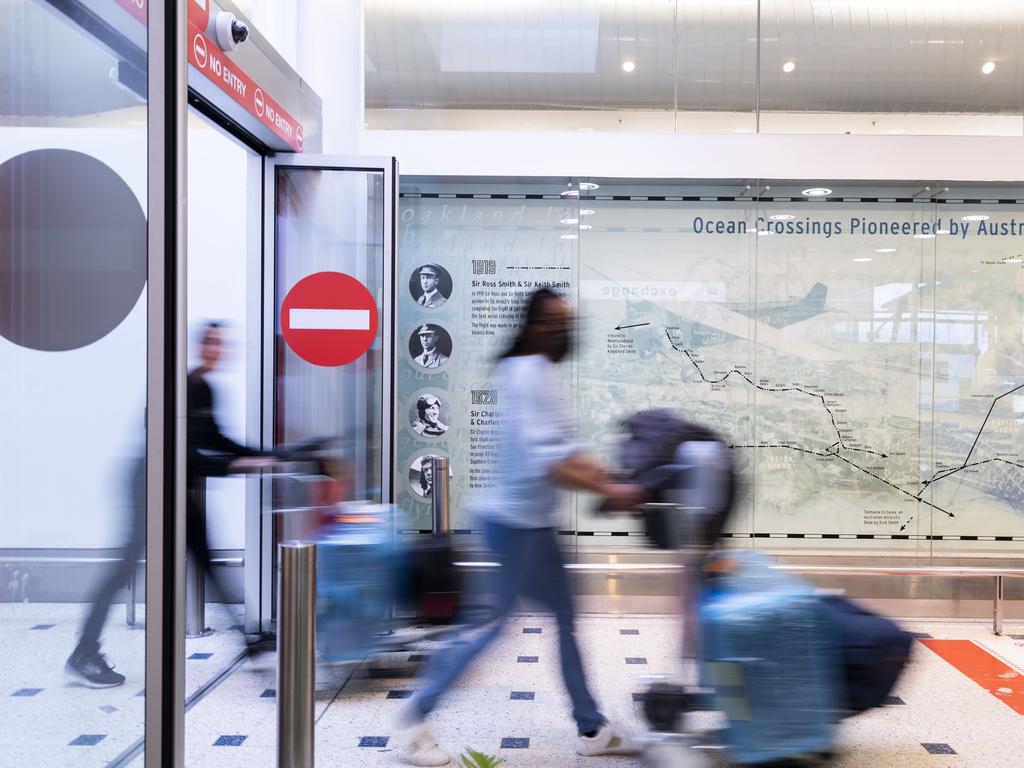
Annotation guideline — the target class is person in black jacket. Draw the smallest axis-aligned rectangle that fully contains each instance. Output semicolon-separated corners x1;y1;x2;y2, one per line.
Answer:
185;322;272;618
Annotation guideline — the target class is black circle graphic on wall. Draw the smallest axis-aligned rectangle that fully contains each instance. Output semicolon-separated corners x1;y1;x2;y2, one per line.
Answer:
0;149;147;351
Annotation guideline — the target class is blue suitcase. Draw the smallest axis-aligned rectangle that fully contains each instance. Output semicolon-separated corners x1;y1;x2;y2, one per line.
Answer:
316;503;402;663
700;552;841;764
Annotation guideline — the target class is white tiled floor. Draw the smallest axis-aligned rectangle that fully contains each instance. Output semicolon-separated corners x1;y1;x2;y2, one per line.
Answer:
0;600;244;767
5;606;1024;767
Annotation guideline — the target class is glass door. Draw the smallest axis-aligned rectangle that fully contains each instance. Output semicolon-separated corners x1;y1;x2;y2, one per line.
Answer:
261;156;397;631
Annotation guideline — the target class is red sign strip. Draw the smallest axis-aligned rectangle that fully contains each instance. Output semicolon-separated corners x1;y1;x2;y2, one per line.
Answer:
920;639;1024;715
114;0;146;24
187;22;304;151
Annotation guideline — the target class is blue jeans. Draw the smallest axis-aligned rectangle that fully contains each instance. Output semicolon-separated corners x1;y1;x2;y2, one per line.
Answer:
410;520;605;734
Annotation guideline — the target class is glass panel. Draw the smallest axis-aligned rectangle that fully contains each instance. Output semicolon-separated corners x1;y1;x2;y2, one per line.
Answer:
759;0;1024;136
274;166;386;531
399;175;1024;562
0;0;148;764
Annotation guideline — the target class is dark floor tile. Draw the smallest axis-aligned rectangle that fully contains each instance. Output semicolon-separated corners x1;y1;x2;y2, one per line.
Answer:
619;629;640;636
625;657;648;665
12;688;42;697
501;738;529;749
70;735;106;746
522;627;542;634
260;689;276;698
884;696;906;705
922;743;956;755
188;652;213;660
510;691;535;700
214;735;246;747
359;736;389;748
517;656;539;663
30;624;55;630
387;690;413;699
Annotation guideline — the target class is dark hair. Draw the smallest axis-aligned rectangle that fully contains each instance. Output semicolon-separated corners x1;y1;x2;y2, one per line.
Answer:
498;287;563;360
416;395;439;419
199;320;223;346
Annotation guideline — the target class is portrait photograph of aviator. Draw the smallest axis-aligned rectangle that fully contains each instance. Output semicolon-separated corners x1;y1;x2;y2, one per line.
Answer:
409;323;452;369
409;263;452;308
409;454;443;498
409;392;450;437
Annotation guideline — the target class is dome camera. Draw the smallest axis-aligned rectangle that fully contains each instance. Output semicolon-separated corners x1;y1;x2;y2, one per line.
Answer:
215;12;250;51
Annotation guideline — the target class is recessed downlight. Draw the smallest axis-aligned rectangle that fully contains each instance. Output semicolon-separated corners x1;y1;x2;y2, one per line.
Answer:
770;214;796;221
935;228;951;235
622;61;636;73
982;61;996;75
782;61;796;73
745;227;759;233
853;257;872;263
579;209;595;216
560;218;579;225
802;187;832;197
961;214;990;222
756;230;774;236
914;233;936;239
560;234;578;240
579;182;600;191
876;247;897;253
560;189;580;198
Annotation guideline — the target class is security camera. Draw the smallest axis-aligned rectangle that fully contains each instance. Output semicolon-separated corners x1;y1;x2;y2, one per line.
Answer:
215;12;249;51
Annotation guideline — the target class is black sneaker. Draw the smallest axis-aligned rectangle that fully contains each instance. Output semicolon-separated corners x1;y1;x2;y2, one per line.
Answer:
65;651;125;688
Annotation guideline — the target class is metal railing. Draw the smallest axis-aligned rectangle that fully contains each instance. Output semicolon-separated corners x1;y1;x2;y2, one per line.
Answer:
453;560;1024;635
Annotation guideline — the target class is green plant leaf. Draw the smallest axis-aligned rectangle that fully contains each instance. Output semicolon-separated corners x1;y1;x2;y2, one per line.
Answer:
459;746;504;768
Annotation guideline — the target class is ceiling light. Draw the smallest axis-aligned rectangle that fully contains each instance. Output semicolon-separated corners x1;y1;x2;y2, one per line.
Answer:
579;209;595;216
852;257;872;263
876;248;897;253
560;234;578;240
1006;258;1022;264
745;227;759;233
962;214;990;222
579;224;592;231
579;182;600;191
622;61;635;73
770;214;795;221
982;61;996;75
802;187;832;197
560;190;579;198
561;218;579;225
782;61;796;73
756;230;774;236
935;228;951;235
914;233;936;239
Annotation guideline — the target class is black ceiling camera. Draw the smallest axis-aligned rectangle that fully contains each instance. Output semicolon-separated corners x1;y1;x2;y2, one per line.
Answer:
231;20;249;45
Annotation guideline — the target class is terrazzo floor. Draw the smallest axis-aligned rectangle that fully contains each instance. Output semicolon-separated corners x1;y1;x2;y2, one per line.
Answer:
4;605;1024;767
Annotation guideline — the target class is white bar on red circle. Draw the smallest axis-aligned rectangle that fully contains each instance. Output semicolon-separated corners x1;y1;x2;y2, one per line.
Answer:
289;308;371;330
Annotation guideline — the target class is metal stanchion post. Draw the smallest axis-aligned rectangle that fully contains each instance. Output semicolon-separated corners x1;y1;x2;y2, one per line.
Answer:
993;575;1005;635
431;456;450;534
186;481;212;637
278;541;316;768
126;566;137;626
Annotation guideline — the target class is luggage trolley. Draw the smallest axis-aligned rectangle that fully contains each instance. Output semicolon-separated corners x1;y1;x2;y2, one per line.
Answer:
625;439;842;768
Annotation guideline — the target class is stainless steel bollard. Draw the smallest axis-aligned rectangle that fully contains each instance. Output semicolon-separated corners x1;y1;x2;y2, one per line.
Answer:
126;566;137;626
186;482;212;637
431;456;450;534
993;575;1005;635
278;542;316;768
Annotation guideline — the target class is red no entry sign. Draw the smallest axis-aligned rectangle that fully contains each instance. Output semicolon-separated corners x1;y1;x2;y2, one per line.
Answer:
280;272;379;367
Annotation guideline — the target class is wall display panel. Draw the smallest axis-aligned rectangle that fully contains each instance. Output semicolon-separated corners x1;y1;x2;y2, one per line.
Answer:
397;178;1024;555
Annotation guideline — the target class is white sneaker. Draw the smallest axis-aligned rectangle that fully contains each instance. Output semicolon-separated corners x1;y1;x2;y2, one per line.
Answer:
396;721;451;767
576;721;640;756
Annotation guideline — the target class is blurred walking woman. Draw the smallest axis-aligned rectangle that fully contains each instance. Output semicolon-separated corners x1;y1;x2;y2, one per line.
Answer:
397;288;645;766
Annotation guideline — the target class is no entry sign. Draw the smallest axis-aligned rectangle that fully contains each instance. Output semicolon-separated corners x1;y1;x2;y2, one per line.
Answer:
280;272;379;367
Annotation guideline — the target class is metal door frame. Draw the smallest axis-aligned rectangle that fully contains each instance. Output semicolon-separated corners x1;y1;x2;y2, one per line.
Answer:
256;154;398;632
